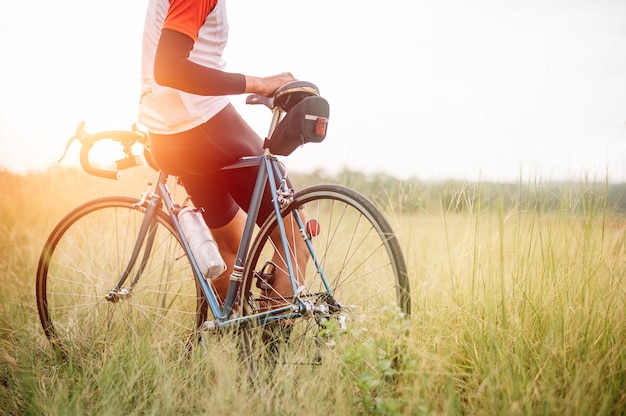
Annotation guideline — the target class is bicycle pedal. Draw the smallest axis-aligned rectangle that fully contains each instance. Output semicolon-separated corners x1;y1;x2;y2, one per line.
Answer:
256;280;273;291
255;261;276;290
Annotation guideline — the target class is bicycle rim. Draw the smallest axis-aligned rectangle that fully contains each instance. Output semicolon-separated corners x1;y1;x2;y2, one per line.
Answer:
240;184;410;371
36;196;206;355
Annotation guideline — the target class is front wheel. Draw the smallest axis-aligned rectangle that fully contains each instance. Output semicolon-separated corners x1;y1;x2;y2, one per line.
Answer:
35;196;207;355
240;185;410;370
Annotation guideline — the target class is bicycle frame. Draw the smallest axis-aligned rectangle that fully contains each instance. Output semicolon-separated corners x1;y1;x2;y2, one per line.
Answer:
108;127;327;335
39;81;410;365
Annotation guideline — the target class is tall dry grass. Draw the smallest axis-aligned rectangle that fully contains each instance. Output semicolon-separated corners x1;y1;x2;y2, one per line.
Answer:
1;169;625;415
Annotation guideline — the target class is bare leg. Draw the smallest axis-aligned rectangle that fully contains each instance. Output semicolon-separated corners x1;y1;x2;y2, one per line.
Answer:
261;213;309;310
210;209;308;308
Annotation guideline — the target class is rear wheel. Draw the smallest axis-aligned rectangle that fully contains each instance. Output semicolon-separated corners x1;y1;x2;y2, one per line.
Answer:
36;196;207;355
239;185;410;371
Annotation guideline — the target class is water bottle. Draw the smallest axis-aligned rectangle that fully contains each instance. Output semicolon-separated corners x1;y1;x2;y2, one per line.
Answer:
178;207;226;280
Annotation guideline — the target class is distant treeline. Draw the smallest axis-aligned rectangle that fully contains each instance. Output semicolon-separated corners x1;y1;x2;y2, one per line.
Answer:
4;166;625;216
291;168;626;215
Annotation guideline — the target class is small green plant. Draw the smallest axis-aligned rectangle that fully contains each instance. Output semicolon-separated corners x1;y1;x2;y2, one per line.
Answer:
340;307;430;416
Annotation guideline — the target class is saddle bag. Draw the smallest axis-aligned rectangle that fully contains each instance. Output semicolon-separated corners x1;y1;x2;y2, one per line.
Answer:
266;96;330;156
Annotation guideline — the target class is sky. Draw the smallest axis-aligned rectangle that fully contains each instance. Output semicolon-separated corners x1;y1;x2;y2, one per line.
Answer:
1;0;625;182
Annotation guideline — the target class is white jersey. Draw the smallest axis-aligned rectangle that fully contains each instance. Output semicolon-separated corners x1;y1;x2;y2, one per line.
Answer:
138;0;230;134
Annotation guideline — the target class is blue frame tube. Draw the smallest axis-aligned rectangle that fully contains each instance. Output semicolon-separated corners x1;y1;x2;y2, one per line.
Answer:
290;209;334;295
158;180;224;318
221;157;268;319
265;157;305;308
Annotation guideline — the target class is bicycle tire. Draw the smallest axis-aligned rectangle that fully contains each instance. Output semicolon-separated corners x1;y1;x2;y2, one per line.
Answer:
36;196;207;355
239;184;410;371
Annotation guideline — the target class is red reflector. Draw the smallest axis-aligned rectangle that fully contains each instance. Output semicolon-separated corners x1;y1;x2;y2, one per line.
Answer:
315;117;328;136
306;219;321;237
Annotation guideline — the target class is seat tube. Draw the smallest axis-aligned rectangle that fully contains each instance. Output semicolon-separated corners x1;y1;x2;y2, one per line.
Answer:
222;157;269;317
265;157;302;304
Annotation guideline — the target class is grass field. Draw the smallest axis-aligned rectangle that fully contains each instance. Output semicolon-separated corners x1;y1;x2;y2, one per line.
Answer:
1;168;625;415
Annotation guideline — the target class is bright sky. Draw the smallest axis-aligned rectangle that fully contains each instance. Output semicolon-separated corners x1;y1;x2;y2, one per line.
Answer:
1;0;625;182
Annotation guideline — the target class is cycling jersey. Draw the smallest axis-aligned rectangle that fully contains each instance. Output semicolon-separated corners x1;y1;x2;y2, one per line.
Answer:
139;0;269;230
139;0;234;134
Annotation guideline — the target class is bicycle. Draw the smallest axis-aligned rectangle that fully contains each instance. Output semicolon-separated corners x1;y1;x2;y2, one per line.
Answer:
35;81;410;372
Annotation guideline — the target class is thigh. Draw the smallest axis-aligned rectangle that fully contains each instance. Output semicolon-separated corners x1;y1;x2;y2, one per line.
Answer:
179;172;240;229
185;166;285;229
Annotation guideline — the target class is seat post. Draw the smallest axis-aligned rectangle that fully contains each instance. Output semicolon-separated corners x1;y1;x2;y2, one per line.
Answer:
267;107;284;140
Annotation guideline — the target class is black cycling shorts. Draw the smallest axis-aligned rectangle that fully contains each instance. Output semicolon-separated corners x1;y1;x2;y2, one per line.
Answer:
149;103;281;229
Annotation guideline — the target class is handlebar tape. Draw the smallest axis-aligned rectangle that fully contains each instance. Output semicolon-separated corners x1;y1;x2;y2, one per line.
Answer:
79;130;145;180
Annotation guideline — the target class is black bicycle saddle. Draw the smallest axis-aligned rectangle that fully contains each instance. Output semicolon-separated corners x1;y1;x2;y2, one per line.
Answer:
273;81;320;112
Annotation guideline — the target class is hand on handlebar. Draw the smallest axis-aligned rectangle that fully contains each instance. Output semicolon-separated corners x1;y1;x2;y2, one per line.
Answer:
244;72;297;97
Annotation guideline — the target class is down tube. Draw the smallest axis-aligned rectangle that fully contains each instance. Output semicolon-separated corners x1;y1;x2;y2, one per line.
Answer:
157;181;223;318
221;159;267;318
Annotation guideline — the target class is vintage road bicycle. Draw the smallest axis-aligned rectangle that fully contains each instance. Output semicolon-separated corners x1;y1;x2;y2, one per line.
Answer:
35;81;410;371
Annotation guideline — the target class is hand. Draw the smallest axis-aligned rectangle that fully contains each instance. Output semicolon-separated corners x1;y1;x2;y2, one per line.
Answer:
244;72;297;97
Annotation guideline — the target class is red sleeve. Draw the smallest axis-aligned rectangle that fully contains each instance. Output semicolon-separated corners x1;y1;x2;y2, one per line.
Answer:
163;0;218;41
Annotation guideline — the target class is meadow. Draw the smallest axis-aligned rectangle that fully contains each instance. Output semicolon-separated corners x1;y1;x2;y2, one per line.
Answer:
1;167;625;415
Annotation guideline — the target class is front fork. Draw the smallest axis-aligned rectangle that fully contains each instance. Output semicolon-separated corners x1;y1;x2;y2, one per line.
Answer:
105;191;162;303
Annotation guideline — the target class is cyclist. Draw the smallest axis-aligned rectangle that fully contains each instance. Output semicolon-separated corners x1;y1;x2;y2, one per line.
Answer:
139;0;301;304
